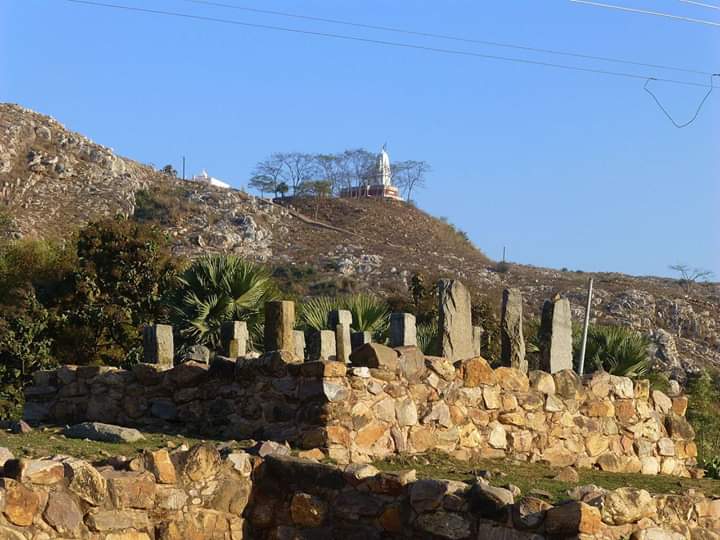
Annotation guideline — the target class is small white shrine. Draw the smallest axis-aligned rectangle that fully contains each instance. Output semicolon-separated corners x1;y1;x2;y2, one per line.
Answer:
340;145;402;201
192;170;230;189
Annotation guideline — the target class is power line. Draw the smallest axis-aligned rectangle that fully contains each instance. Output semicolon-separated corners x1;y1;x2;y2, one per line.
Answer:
644;74;719;127
58;0;716;89
569;0;720;26
174;0;713;76
678;0;720;11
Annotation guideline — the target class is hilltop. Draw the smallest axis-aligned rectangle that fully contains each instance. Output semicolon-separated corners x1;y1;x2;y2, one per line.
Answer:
0;102;718;379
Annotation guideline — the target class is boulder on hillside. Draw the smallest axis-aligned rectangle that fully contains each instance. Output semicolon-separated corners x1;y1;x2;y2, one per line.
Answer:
64;422;145;443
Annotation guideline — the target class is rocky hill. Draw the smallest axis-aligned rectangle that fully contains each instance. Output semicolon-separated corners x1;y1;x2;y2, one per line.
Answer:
1;102;718;380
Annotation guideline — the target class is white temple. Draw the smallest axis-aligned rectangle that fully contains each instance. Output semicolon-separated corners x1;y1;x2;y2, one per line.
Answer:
192;170;230;189
340;145;402;201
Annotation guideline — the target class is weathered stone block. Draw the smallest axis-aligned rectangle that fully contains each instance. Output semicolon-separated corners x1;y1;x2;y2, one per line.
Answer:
539;296;573;373
143;324;173;369
350;343;399;371
545;501;601;535
390;312;417;347
438;279;473;362
501;288;527;372
264;300;295;353
221;320;248;358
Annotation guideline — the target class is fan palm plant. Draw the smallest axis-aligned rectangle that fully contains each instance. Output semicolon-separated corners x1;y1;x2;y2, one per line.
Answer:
576;325;651;378
299;293;389;338
168;254;278;349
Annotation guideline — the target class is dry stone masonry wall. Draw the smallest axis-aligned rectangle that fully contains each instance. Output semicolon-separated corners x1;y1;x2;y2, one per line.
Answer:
24;347;698;477
0;444;719;540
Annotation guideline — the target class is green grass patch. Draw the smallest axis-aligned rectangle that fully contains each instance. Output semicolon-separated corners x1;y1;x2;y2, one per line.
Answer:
374;452;720;503
0;427;228;462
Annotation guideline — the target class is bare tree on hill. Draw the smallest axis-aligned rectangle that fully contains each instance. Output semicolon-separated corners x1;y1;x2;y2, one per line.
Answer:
669;264;714;295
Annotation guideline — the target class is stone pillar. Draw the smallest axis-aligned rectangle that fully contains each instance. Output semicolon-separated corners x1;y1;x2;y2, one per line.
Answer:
221;321;248;358
390;313;417;348
329;309;352;329
472;326;483;357
293;330;306;362
438;279;474;362
351;331;372;350
309;330;336;361
335;324;351;363
500;288;527;373
143;324;174;369
539;296;573;373
264;301;295;353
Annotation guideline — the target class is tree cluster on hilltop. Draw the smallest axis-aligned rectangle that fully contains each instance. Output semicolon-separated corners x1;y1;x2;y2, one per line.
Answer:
248;149;430;201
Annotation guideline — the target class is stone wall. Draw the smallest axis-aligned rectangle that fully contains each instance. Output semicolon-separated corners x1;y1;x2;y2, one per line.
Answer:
1;444;719;540
23;344;698;477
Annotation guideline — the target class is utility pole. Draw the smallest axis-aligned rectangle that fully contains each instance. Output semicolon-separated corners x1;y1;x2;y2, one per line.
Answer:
182;156;186;180
502;246;506;263
578;277;594;376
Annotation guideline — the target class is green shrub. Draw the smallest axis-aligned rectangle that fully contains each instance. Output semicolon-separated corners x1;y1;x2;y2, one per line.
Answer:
573;325;650;378
168;254;278;349
687;371;720;464
0;292;56;420
53;217;178;366
300;293;389;338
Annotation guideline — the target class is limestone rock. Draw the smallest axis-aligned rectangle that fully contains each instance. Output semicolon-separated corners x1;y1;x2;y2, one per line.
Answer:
528;371;555;395
415;510;471;540
64;421;145;443
470;481;514;519
495;367;530;392
0;447;13;469
459;356;496;387
290;492;327;527
554;369;583;400
43;490;83;535
554;467;580;483
501;288;527;372
511;496;553;530
145;449;177;484
63;458;107;505
4;458;64;485
545;501;601;535
350;343;399;371
539;297;573;373
0;478;39;526
438;279;474;362
665;413;695;440
182;444;221;481
601;488;655;525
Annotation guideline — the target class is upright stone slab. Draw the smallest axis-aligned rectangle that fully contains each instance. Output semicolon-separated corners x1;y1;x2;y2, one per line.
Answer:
309;330;337;361
264;301;295;353
335;324;351;363
221;321;248;358
438;279;474;362
351;331;372;350
293;330;306;362
390;313;417;347
328;309;352;329
500;288;527;373
539;296;573;373
143;324;174;369
472;326;483;357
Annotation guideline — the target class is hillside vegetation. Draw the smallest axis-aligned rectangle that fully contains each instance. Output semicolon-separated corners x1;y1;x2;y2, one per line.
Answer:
0;102;718;380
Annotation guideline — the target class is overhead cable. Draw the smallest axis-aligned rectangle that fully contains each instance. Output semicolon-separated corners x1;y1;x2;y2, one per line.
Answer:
58;0;717;89
678;0;720;11
644;74;719;128
174;0;713;75
569;0;720;27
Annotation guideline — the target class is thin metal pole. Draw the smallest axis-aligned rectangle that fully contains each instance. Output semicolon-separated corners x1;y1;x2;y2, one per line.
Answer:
578;277;594;375
182;156;186;180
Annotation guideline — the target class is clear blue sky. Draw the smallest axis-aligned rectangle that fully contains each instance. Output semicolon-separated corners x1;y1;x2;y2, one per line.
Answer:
2;0;719;278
